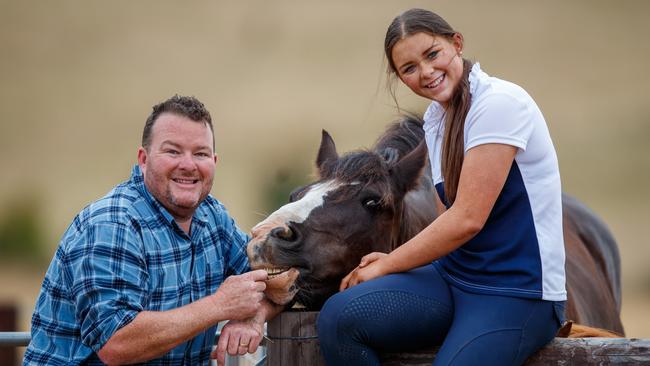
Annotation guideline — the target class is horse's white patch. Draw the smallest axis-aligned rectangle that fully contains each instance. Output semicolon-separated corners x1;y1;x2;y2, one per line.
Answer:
253;180;341;229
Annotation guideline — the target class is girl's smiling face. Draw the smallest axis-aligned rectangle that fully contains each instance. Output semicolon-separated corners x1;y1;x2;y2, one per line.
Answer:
391;32;464;109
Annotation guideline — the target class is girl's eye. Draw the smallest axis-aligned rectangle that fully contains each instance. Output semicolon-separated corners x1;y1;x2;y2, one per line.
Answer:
427;50;439;59
402;65;416;74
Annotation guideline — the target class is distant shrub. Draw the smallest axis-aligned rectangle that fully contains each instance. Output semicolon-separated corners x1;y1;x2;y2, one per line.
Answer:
264;168;310;214
0;196;46;264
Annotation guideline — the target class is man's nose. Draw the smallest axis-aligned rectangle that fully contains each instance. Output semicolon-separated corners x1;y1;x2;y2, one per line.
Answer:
178;152;197;170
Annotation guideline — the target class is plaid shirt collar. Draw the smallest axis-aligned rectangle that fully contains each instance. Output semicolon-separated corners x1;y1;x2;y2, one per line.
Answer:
129;164;208;236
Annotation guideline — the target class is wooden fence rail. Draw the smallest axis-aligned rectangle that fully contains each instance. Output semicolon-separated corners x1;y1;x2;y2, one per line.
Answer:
267;311;650;366
4;311;649;365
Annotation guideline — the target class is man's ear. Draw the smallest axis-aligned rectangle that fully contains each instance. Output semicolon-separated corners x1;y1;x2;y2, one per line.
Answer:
214;153;219;165
137;147;147;174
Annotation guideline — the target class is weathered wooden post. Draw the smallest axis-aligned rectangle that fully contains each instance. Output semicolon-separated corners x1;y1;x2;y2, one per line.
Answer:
266;310;650;365
266;310;324;366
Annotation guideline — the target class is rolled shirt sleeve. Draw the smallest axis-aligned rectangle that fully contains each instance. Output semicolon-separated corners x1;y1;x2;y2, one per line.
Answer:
64;221;149;352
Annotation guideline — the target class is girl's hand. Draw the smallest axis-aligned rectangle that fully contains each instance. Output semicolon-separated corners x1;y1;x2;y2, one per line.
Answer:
339;252;390;291
357;252;387;268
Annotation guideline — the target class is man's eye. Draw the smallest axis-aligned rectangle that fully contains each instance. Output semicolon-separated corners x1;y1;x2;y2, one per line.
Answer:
166;150;179;155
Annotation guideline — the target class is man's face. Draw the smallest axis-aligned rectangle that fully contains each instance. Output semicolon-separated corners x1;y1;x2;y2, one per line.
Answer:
138;112;217;220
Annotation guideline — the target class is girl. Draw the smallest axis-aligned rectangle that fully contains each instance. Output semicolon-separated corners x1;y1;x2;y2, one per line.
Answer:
317;8;566;366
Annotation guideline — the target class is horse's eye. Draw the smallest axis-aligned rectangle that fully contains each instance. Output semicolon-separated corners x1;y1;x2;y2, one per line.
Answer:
362;197;381;210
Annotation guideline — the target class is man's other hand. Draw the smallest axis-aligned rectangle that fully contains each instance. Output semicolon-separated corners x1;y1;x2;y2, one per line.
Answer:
211;269;268;321
211;318;264;366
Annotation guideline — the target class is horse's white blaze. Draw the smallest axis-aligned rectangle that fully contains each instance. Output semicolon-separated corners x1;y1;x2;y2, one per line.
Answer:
253;181;340;229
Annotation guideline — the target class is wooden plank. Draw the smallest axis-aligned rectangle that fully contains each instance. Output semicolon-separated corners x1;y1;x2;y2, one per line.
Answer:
380;348;439;366
267;311;650;366
380;338;650;365
526;338;650;365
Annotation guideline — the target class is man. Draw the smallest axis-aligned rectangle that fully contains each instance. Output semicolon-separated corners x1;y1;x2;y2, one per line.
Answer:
24;95;280;365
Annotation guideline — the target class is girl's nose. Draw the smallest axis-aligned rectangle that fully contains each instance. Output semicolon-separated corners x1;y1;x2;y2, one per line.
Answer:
421;61;436;79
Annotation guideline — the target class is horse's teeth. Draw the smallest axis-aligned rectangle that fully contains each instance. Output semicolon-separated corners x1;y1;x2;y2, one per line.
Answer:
264;267;289;275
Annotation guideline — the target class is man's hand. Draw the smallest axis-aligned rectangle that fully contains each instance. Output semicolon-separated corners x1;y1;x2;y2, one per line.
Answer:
211;270;268;321
211;318;264;366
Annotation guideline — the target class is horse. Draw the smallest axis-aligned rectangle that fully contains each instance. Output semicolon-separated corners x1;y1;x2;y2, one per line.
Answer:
246;115;624;336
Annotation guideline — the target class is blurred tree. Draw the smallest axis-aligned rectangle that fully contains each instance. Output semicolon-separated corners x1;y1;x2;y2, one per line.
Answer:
0;195;45;264
264;167;311;214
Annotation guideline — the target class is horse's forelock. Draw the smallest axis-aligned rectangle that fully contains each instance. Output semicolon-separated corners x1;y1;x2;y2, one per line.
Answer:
327;150;395;206
319;115;426;209
334;150;387;181
374;115;425;157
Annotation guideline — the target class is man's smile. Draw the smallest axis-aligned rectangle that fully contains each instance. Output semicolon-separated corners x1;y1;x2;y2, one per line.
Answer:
172;178;199;185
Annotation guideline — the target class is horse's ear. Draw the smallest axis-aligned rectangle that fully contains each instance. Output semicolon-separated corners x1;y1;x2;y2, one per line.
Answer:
389;142;427;196
316;130;339;178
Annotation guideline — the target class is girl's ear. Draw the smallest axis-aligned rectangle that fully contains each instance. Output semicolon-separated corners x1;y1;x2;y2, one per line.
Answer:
452;33;464;55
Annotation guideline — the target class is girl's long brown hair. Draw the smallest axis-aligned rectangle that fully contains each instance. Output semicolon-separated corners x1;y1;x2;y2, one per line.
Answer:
384;8;473;205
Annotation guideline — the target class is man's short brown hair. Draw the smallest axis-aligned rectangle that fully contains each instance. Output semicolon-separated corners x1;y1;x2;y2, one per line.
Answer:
142;95;214;150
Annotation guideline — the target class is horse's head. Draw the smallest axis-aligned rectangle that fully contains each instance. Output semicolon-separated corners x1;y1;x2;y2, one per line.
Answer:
247;128;429;308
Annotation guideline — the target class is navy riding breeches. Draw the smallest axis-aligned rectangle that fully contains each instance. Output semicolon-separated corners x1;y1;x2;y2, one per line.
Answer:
317;264;564;366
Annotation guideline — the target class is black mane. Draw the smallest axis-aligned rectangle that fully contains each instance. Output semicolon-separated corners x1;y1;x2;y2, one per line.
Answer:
324;115;426;205
330;114;425;183
374;114;425;161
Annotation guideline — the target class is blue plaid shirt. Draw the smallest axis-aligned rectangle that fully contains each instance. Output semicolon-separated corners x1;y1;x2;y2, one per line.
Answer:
24;165;251;365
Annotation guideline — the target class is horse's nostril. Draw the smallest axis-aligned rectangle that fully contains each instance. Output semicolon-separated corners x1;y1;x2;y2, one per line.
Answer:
270;226;297;241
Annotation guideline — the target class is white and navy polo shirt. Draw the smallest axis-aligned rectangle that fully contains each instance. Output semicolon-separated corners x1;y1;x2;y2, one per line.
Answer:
423;63;566;301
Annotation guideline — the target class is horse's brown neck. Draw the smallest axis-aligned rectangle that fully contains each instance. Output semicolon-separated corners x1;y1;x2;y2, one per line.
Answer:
390;185;439;251
389;202;405;251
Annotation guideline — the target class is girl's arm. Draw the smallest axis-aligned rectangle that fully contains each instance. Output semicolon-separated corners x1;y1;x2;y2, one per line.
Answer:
340;143;517;289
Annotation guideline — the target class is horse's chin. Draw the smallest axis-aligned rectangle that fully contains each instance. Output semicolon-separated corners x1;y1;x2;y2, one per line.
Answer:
264;268;299;305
